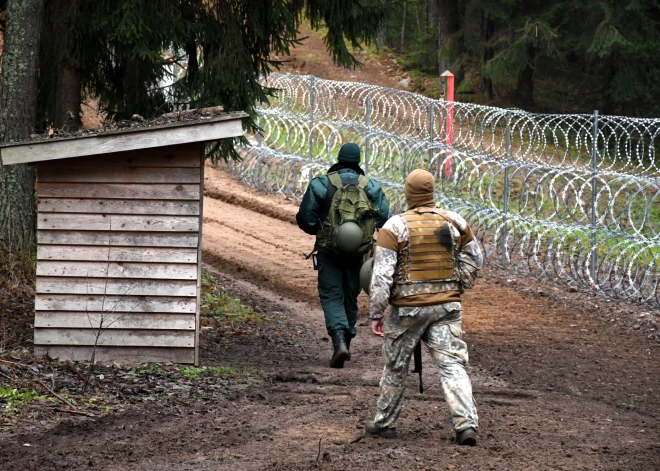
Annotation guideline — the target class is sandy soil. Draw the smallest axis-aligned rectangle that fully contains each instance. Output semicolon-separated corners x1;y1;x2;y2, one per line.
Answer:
2;165;657;470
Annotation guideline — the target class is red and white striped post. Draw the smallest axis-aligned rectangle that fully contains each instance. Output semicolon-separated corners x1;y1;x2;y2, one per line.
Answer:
440;71;454;180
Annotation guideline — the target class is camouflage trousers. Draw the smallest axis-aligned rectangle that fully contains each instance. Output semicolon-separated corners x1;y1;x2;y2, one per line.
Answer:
373;303;478;432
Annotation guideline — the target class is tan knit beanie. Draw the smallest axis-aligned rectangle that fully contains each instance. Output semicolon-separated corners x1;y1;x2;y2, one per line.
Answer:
404;169;436;209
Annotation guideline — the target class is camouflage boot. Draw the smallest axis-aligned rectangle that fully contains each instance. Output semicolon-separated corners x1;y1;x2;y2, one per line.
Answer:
330;331;349;368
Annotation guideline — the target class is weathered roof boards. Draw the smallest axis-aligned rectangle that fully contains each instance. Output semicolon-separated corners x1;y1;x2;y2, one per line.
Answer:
0;113;246;364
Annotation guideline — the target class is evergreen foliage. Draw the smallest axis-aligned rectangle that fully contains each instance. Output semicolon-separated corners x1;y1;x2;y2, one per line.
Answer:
37;0;387;158
378;0;660;116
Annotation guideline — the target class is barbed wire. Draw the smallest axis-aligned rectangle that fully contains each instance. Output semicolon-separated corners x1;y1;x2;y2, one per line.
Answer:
225;74;660;307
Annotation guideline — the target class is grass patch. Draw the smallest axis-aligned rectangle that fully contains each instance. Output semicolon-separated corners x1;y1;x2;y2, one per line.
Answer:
178;365;257;380
0;387;45;413
201;272;269;325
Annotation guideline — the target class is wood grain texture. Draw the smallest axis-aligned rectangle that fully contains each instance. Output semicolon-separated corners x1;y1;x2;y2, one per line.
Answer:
35;294;196;313
38;231;199;247
38;166;200;184
34;346;194;364
36;278;197;296
37;183;200;200
37;144;202;168
195;148;205;365
36;261;198;279
38;214;199;232
1;117;244;165
37;246;198;263
34;328;195;347
38;199;200;216
34;312;195;330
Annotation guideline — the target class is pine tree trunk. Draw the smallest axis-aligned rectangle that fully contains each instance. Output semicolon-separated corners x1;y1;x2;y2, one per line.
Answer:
483;15;495;100
400;1;407;52
54;62;81;130
52;0;82;131
0;0;44;252
427;0;437;29
516;45;536;107
436;0;459;75
377;0;388;47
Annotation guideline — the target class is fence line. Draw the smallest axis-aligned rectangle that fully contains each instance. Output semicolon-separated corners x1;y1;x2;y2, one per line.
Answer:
227;73;660;307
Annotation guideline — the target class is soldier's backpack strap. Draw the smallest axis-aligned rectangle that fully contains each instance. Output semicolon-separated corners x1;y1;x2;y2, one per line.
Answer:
320;172;344;222
357;174;370;190
328;172;344;190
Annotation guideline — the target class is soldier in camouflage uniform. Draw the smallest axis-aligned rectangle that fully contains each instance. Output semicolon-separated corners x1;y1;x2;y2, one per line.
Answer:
365;169;483;446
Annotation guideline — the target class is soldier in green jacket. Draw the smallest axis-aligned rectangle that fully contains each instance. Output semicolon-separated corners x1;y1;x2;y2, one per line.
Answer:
296;143;390;368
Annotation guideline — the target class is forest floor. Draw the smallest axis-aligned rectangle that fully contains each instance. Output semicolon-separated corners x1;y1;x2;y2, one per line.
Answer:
0;166;658;470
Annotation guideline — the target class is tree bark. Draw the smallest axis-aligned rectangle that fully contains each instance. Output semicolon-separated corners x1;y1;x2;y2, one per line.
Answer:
54;61;81;130
376;0;388;48
0;0;44;252
516;44;536;106
436;0;459;75
483;15;495;100
427;0;437;29
400;1;407;52
51;0;81;130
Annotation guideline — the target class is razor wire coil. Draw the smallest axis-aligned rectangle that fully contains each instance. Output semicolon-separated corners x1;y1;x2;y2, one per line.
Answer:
226;74;660;307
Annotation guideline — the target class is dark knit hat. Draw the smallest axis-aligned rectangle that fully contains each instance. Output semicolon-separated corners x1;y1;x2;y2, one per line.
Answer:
337;143;361;163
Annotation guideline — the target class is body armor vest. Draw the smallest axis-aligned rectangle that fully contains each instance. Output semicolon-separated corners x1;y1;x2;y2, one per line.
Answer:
391;207;461;301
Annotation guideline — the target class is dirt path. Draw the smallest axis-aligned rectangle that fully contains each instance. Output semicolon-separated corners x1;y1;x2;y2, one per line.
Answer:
0;166;658;470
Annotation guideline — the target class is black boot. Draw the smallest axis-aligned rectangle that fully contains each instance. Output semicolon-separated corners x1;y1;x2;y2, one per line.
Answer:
330;331;349;368
345;335;352;361
364;421;397;438
456;427;477;446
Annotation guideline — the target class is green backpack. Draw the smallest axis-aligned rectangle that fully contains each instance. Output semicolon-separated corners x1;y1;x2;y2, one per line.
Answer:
317;172;378;255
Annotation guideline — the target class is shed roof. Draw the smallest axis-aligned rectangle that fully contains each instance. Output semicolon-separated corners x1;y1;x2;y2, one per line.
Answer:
0;111;247;166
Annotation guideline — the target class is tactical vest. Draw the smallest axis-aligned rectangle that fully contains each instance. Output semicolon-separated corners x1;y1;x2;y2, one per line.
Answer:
391;207;461;301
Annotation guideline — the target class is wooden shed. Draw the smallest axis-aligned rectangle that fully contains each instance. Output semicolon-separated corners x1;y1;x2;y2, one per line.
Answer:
0;112;246;365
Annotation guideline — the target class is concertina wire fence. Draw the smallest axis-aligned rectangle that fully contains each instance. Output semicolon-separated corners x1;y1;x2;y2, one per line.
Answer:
223;73;660;308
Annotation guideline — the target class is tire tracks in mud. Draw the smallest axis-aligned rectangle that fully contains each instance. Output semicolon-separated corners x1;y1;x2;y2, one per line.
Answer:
199;166;660;469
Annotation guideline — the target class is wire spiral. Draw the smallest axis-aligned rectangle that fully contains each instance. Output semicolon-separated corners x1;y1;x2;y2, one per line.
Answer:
226;74;660;307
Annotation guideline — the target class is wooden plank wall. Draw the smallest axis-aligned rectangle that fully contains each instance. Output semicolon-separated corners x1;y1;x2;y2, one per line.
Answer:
34;143;203;364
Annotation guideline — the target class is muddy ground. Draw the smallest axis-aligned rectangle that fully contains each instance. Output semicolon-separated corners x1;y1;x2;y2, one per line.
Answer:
0;166;657;470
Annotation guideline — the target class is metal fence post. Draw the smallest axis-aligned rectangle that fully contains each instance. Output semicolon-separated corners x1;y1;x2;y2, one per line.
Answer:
365;93;372;175
308;75;315;162
590;110;599;284
502;111;512;266
428;102;435;172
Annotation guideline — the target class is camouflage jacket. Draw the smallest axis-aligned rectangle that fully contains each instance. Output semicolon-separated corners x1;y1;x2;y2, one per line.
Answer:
369;207;483;319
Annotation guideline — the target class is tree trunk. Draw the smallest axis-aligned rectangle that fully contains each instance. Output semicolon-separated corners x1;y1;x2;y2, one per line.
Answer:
376;0;388;47
0;0;44;252
516;44;536;106
483;15;495;100
400;1;407;52
51;0;81;130
436;0;459;75
54;61;81;130
427;0;437;29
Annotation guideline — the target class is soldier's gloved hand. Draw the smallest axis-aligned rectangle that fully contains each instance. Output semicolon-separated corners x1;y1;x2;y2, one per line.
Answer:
371;318;385;337
458;262;478;289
